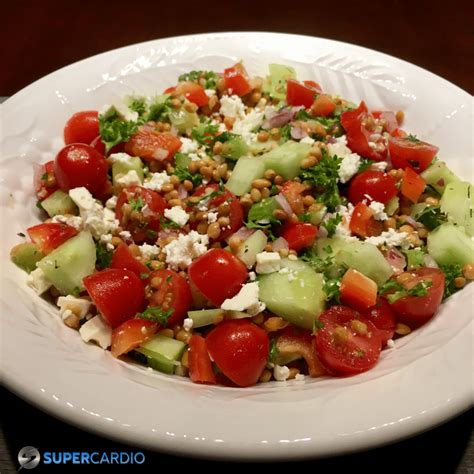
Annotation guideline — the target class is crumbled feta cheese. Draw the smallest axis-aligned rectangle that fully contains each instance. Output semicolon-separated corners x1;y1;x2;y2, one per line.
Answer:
100;102;138;122
221;282;265;316
115;169;142;186
164;206;189;227
100;233;114;250
119;230;132;240
327;135;349;157
57;295;91;320
108;152;135;165
183;318;194;332
279;267;289;274
69;187;97;212
365;228;409;248
163;231;209;269
205;89;216;97
143;172;171;192
139;244;160;260
338;153;361;183
79;315;112;349
207;211;218;223
248;271;256;281
294;373;305;382
180;137;199;154
27;267;52;295
369;201;388;221
219;95;246;118
370;161;388;172
232;109;264;145
255;252;281;274
300;136;315;145
273;365;290;382
105;195;118;210
51;214;83;230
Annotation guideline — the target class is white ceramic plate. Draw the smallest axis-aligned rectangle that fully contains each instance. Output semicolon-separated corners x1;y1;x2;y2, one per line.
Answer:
1;32;473;461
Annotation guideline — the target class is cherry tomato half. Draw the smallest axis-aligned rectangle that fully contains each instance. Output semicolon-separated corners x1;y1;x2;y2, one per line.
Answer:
175;81;209;107
111;319;158;357
286;79;319;108
361;297;396;346
110;242;149;277
311;94;336;117
281;222;318;252
206;319;269;387
34;161;58;201
223;63;252;97
64;111;99;145
125;129;181;162
27;223;78;255
348;170;398;205
389;136;438;172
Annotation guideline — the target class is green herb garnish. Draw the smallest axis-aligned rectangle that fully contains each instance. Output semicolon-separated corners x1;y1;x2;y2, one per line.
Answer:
268;339;279;364
137;306;174;326
95;242;113;270
440;264;463;299
178;70;219;89
129;196;145;212
322;213;342;237
99;112;140;154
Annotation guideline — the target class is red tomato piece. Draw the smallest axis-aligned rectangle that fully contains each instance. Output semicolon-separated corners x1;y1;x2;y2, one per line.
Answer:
125;129;181;162
401;167;426;203
372;111;398;134
281;181;306;215
34;161;59;200
276;326;326;377
115;186;168;243
27;223;78;255
176;81;209;107
389;136;438;172
303;80;322;93
348;170;398;205
349;202;383;237
188;249;247;306
111;242;149;277
89;135;124;156
286;79;318;108
315;306;382;376
111;319;158;358
341;101;387;161
361;297;396;346
388;268;445;328
64;111;99;146
188;335;216;384
224;63;252;97
54;144;109;196
311;94;336;117
147;269;193;327
83;269;145;329
281;222;317;252
190;184;243;241
206;319;269;387
340;269;378;311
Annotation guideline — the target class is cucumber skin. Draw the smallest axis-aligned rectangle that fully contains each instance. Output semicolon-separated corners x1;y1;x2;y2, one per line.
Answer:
10;242;45;273
169;109;199;133
263;64;297;100
188;309;223;328
421;161;460;194
236;230;268;268
225;156;266;196
137;334;186;374
261;142;311;180
41;190;79;217
37;231;96;295
440;181;474;236
427;223;474;266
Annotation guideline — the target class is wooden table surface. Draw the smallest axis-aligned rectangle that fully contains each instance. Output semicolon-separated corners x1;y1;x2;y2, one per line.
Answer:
1;0;473;471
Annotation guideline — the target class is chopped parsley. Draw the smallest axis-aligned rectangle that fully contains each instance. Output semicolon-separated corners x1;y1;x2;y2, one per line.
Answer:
301;249;335;274
191;122;219;147
358;158;375;173
95;242;113;270
403;248;425;270
71;287;81;297
380;278;433;303
174;165;203;187
160;217;180;230
294;109;312;121
129;196;145;212
245;198;281;239
128;97;147;118
406;134;421;143
40;172;48;181
312;319;325;334
140;272;150;280
298;212;311;223
279;124;292;142
147;95;172;122
99;112;140;154
440;264;463;299
137;306;173;326
415;206;446;230
322;213;342;237
323;277;341;303
268;339;279;364
178;70;219;89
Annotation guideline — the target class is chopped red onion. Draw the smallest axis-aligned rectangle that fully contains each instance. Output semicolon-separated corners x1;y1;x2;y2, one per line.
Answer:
275;193;293;216
404;216;423;228
318;226;328;238
177;184;188;200
272;237;289;252
227;226;255;243
290;126;308;140
261;106;303;130
327;136;337;144
423;254;439;268
384;248;406;273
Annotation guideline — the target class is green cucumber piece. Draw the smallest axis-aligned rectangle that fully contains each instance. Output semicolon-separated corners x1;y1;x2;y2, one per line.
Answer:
259;258;326;330
250;141;275;155
262;64;297;100
169;109;199;133
137;335;186;374
187;309;223;328
41;190;78;217
410;203;428;219
440;181;474;236
421;161;460;194
385;196;399;217
236;230;268;268
225;155;265;196
261;141;311;179
37;231;96;295
175;152;191;169
221;136;249;161
308;205;327;225
112;156;144;185
427;222;474;266
10;242;45;273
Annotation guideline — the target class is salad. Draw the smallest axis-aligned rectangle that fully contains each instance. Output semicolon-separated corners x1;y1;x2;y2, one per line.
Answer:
10;62;473;387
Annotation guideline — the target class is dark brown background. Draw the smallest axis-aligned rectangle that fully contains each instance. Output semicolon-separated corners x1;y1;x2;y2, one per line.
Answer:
1;0;473;471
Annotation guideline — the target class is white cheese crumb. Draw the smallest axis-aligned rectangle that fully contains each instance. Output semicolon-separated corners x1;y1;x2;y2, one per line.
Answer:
119;230;132;240
143;172;171;192
370;161;388;172
248;271;256;281
79;315;112;349
108;152;135;165
139;244;161;260
164;206;189;227
116;169;142;186
255;252;281;274
105;195;118;210
219;95;246;119
100;102;138;122
365;228;409;248
206;211;218;223
273;365;290;382
369;201;388;221
51;214;83;230
300;136;315;145
180;137;199;154
100;233;114;250
183;318;194;332
294;373;305;382
205;89;216;97
221;282;265;316
163;231;209;269
386;338;396;348
338;153;361;183
232;109;264;145
57;295;91;320
27;267;52;295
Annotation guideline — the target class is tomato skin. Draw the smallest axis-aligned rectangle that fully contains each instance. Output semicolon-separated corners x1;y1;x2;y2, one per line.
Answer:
311;94;336;117
350;202;375;238
372;111;398;134
111;242;149;277
148;269;193;327
389;136;438;172
188;249;247;306
190;184;243;242
83;269;145;329
341;101;387;161
224;63;252;97
348;170;398;205
340;269;378;311
389;268;445;328
188;335;216;384
401;167;426;203
89;135;124;156
34;161;59;200
206;320;269;387
115;186;168;243
281;181;306;215
54;144;109;196
315;306;382;376
27;223;78;255
281;222;317;252
111;319;158;357
176;81;209;107
125;130;182;162
361;297;396;346
64;111;99;146
286;79;318;108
